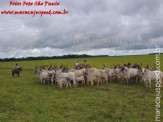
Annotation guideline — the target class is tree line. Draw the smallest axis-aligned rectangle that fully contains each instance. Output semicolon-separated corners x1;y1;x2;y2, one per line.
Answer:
0;54;108;62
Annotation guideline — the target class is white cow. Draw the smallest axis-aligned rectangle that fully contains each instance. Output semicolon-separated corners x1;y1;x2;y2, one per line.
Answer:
34;69;52;84
112;67;126;83
76;76;85;84
54;71;77;87
86;72;101;86
142;69;162;88
85;68;104;85
68;68;86;86
121;67;139;84
55;72;71;89
97;69;109;84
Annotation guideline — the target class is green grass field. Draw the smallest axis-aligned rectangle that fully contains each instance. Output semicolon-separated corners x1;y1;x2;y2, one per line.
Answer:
0;55;162;121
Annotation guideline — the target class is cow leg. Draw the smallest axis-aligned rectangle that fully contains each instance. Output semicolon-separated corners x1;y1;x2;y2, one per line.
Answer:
144;81;146;87
145;81;148;87
99;79;101;84
43;80;45;84
129;79;132;85
87;80;89;85
97;79;100;85
51;79;54;85
76;82;79;86
100;78;103;84
59;84;62;89
131;78;133;84
102;78;104;84
73;79;76;87
84;76;87;84
66;83;68;88
106;78;108;84
121;78;123;84
100;78;102;85
160;77;162;87
105;78;108;84
144;81;147;87
69;82;71;87
137;77;140;84
149;80;151;88
128;79;131;85
43;80;46;84
83;80;85;85
108;77;111;83
91;80;94;86
54;80;57;84
47;79;50;84
135;77;138;84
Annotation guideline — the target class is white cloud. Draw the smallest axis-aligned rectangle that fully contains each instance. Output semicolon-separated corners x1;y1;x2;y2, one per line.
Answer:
0;0;163;58
0;47;162;58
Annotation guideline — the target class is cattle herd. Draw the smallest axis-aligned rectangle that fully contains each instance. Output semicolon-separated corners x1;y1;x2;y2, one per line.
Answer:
34;63;162;89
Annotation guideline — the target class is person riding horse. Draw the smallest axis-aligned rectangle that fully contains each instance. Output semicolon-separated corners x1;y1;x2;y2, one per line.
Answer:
75;61;80;69
15;64;19;71
83;60;89;68
12;64;22;77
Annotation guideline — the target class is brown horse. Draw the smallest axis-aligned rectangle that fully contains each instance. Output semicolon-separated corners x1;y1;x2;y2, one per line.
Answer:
12;67;22;77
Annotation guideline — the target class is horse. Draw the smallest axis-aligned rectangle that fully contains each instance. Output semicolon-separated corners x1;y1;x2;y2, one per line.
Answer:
12;67;22;77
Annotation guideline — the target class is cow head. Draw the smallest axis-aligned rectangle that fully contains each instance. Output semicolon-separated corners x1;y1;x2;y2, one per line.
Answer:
34;66;39;74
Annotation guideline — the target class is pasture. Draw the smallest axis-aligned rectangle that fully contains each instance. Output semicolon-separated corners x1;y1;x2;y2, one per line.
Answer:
0;55;162;121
